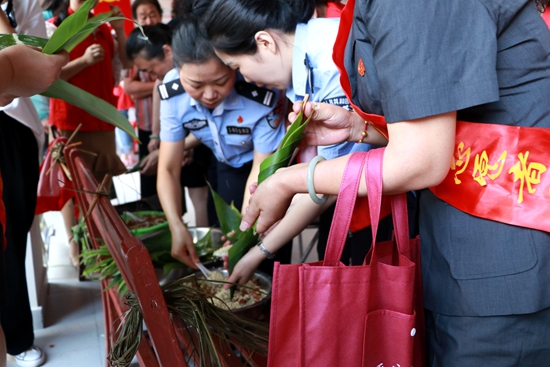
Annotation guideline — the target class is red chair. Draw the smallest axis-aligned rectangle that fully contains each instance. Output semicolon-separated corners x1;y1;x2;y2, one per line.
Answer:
64;145;188;367
64;145;267;367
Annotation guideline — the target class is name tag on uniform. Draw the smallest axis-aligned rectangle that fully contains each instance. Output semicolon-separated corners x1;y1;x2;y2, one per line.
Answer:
227;126;251;135
182;119;207;130
321;96;352;111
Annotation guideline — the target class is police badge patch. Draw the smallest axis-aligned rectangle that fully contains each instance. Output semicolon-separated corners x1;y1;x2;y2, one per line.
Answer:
182;119;208;130
266;98;283;129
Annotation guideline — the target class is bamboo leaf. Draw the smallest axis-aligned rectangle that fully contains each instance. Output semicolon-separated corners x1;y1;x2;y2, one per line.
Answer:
41;0;97;54
41;79;137;139
228;228;258;275
194;228;212;257
63;14;140;52
207;181;242;242
0;34;48;50
62;11;116;52
226;97;313;279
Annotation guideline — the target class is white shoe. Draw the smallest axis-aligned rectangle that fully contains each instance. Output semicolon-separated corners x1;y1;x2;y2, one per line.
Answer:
14;346;46;367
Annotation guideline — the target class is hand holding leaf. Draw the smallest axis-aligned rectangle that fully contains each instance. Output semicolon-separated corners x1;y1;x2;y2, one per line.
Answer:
0;0;139;139
227;96;314;277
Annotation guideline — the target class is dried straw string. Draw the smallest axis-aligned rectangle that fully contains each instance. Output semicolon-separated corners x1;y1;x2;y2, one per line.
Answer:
107;293;143;367
107;275;269;367
45;124;97;179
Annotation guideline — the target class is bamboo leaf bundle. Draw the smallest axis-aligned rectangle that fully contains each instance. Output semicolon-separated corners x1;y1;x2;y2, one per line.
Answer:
0;0;139;139
227;96;313;276
108;276;269;367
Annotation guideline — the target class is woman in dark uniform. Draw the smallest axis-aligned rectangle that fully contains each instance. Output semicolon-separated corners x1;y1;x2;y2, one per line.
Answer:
236;0;550;365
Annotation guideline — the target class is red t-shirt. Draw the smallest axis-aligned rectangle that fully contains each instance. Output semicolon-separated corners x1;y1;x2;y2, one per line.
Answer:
326;1;344;18
49;8;117;132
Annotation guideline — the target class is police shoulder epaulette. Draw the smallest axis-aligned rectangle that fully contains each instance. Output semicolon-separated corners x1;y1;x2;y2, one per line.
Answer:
234;81;275;107
158;78;185;100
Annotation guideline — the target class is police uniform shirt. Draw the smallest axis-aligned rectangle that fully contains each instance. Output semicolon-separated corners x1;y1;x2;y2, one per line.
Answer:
347;0;550;316
289;18;370;160
160;69;285;168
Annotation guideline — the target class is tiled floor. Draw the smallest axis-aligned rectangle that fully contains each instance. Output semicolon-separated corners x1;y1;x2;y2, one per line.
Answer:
10;192;318;367
7;210;106;367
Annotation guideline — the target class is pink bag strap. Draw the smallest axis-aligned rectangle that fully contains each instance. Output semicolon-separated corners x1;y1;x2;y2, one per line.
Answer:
365;148;410;257
323;152;368;266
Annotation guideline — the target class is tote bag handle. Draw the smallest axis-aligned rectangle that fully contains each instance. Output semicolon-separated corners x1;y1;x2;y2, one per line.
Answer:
365;148;411;258
323;152;368;266
323;148;411;266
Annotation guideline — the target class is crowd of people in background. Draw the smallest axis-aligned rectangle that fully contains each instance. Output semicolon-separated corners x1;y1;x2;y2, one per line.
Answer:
2;0;550;366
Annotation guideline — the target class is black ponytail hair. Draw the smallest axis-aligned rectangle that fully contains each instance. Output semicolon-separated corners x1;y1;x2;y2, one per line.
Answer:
171;2;219;67
203;0;315;55
125;23;173;61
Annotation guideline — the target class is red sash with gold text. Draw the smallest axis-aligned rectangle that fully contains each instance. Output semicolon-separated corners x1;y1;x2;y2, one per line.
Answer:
334;0;550;233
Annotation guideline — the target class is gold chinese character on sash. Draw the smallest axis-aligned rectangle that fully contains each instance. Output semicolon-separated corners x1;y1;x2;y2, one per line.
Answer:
508;151;547;203
451;142;470;184
472;150;507;186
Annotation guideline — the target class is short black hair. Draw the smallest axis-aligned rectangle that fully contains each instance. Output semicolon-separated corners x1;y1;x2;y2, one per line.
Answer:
172;11;217;67
131;0;162;20
125;23;172;61
204;0;315;55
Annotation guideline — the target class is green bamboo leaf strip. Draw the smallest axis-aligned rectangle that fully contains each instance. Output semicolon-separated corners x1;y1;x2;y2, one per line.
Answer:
41;79;137;139
227;96;312;278
0;34;48;50
207;181;242;241
279;106;304;147
63;15;139;52
257;144;294;171
42;0;96;54
257;145;295;183
227;228;258;298
61;11;116;52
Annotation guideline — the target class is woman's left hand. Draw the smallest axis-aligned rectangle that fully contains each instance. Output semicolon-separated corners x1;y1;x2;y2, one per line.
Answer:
239;166;299;233
223;246;265;289
139;150;159;176
108;6;125;31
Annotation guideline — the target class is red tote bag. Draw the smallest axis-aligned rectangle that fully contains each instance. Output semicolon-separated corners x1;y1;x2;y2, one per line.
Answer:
267;148;425;367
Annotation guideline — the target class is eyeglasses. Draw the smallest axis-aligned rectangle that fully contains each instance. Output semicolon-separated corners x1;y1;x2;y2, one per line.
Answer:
3;0;17;29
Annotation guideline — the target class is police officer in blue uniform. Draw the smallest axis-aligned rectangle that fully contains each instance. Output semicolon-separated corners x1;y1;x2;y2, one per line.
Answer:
160;68;285;214
202;0;396;285
157;14;287;269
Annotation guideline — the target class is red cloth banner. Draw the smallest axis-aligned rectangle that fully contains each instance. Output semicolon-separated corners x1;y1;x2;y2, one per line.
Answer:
333;0;550;233
430;121;550;232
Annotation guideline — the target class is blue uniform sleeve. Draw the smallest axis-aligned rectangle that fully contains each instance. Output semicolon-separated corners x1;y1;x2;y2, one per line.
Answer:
251;93;286;154
160;96;186;142
159;69;187;142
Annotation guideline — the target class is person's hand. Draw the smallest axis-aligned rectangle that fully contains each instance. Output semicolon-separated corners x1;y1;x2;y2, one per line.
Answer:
41;118;50;134
108;6;125;31
0;93;15;107
3;45;69;96
223;245;265;289
239;168;297;234
147;138;160;153
82;44;104;66
181;148;194;166
139;150;159;176
289;101;360;146
170;224;200;268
